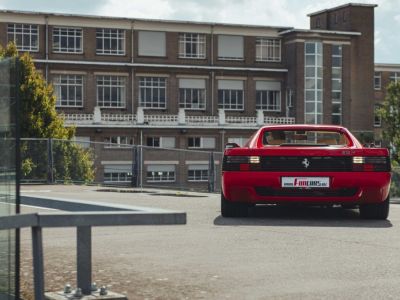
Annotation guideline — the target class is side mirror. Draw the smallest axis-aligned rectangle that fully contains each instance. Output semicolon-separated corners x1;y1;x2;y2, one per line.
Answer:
225;142;240;149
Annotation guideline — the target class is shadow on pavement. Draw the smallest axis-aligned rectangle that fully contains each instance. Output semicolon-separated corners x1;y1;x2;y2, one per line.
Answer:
214;205;393;228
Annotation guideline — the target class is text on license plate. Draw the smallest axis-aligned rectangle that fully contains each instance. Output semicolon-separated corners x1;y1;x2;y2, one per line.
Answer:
281;177;330;188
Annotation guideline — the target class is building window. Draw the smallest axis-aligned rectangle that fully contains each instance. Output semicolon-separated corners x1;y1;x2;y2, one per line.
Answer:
218;80;244;111
218;35;244;60
316;18;321;28
104;165;132;183
331;45;342;125
96;75;126;108
104;136;134;148
374;104;382;127
255;81;281;111
179;33;206;59
227;137;248;147
304;42;323;124
53;74;83;107
188;137;215;149
255;38;281;62
188;165;208;182
374;72;382;90
72;136;91;148
139;77;167;109
146;137;175;148
138;31;166;57
390;72;400;83
146;165;175;182
96;28;125;55
7;24;39;52
52;27;82;53
179;78;206;110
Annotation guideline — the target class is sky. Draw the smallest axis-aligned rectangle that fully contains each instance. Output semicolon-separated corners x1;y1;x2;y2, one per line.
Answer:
0;0;398;63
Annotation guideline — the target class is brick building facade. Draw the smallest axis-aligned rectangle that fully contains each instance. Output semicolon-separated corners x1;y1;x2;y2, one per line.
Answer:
0;3;387;186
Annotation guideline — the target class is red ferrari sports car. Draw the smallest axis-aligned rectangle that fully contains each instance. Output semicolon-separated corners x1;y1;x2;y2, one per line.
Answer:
221;125;391;219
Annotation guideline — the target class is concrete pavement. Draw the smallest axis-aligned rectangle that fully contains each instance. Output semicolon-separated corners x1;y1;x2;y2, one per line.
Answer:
20;185;400;300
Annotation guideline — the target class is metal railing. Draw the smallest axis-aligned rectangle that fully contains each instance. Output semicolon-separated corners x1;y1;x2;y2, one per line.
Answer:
0;196;186;300
20;138;223;192
61;112;296;127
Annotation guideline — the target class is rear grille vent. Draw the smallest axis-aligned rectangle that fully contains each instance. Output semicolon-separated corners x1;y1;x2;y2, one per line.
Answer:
260;156;353;172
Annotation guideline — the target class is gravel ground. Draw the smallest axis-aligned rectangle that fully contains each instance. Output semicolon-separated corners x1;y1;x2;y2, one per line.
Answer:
19;185;400;300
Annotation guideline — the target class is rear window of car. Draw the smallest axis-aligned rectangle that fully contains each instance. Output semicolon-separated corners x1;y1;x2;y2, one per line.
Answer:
262;130;348;146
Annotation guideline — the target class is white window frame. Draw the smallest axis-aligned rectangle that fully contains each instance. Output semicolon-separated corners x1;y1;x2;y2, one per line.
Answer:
179;78;206;110
139;77;167;109
72;136;91;149
52;27;83;53
255;38;281;62
374;72;381;90
187;165;209;182
104;165;132;183
304;41;323;124
7;23;39;52
96;75;126;108
331;45;342;125
188;137;215;149
217;35;244;61
104;136;134;148
256;82;281;112
146;165;176;183
53;74;84;107
179;33;206;59
96;28;125;55
374;104;382;127
390;72;400;83
146;136;175;148
227;137;248;147
218;89;244;111
138;31;166;57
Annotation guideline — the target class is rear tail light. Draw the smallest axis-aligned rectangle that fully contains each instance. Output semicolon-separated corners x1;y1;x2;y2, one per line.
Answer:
352;156;390;172
223;156;261;171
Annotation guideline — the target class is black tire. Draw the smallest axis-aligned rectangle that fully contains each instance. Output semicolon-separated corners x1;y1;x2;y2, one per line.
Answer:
221;192;248;218
359;196;390;220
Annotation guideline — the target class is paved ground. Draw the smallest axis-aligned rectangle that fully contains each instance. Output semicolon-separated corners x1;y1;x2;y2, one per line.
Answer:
20;185;400;300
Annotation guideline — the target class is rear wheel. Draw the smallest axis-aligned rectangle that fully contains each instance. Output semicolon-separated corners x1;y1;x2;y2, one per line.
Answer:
221;192;248;218
359;196;390;220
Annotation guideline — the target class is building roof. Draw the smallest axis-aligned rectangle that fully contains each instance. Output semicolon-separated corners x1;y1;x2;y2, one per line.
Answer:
279;28;361;36
0;9;292;31
308;3;378;17
375;63;400;71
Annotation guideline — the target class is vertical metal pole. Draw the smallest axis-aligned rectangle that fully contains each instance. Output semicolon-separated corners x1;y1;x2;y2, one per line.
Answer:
208;152;215;192
131;146;138;187
32;227;45;300
140;145;143;189
47;138;54;184
15;55;21;300
77;226;92;295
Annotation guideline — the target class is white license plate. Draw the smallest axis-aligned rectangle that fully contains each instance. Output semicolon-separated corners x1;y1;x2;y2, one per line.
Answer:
281;177;330;188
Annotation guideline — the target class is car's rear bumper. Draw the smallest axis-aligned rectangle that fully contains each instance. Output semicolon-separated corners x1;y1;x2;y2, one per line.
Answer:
222;171;391;204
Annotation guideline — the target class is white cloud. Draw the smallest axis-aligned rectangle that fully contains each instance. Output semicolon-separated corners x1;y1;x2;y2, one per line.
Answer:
96;0;173;19
375;30;381;45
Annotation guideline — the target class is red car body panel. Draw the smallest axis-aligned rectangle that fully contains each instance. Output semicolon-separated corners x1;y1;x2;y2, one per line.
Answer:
222;125;391;205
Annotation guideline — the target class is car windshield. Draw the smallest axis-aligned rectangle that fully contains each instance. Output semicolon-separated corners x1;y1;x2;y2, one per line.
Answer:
262;130;348;146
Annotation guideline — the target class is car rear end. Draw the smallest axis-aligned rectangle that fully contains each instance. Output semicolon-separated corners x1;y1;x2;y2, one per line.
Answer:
221;125;391;219
222;148;391;205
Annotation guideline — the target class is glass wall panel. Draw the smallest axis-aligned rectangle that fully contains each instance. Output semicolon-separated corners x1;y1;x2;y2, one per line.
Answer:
0;57;18;300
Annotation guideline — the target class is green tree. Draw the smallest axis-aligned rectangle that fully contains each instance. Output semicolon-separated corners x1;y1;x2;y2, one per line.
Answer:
0;43;94;183
377;81;400;163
